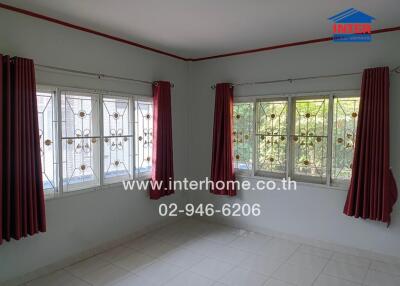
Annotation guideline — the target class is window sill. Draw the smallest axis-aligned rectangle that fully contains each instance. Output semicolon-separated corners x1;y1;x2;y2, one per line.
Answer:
235;173;348;192
44;177;151;201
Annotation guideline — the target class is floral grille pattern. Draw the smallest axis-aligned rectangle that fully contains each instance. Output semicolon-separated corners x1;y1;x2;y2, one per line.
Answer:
256;100;288;174
135;100;153;176
293;98;329;180
233;103;253;171
332;97;360;180
37;91;57;194
103;97;134;182
61;92;100;191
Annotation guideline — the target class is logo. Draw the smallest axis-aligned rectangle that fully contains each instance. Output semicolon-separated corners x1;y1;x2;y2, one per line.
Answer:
328;8;375;42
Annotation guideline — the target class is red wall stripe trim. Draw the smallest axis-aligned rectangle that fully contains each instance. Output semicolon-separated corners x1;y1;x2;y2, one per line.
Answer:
0;2;186;61
1;2;399;62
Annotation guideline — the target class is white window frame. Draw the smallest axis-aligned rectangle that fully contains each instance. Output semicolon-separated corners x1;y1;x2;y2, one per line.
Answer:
134;95;154;180
37;84;153;199
233;89;360;189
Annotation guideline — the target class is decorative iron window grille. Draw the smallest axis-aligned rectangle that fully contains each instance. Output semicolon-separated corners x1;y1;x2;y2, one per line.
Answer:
36;86;153;198
233;91;360;187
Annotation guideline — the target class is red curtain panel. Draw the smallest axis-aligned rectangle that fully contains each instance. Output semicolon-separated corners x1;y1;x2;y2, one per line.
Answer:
344;66;398;224
150;81;174;199
0;55;46;244
210;83;236;196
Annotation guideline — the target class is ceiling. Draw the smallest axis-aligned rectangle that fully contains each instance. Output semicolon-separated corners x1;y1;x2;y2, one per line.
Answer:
1;0;399;59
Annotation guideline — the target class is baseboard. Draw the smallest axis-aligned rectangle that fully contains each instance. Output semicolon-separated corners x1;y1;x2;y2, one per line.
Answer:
1;217;183;286
195;215;400;265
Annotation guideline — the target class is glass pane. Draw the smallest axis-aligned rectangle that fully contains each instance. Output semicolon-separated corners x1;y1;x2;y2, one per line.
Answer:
256;100;287;174
135;100;153;177
37;90;57;195
61;91;100;191
233;102;253;171
332;97;360;180
103;97;133;182
293;98;329;180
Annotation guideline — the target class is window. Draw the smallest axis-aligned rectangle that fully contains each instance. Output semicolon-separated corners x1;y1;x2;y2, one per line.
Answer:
256;99;288;176
233;91;360;186
103;96;134;183
61;91;100;192
36;86;153;197
37;89;57;196
292;97;329;183
135;99;153;177
332;97;360;181
233;102;253;171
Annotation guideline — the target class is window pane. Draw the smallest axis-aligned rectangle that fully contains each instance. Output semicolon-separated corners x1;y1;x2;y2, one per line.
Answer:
233;102;253;171
293;98;329;180
256;100;287;174
61;91;100;191
332;97;360;180
135;100;153;177
37;90;57;195
103;96;134;182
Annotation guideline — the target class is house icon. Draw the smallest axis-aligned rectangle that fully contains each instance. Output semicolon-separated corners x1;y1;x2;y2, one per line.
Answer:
328;8;375;23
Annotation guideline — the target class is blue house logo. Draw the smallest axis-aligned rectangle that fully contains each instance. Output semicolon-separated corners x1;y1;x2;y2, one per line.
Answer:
328;8;375;42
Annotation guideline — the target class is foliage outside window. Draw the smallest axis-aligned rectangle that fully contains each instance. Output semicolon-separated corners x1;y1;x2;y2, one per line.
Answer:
233;102;253;171
233;91;360;186
256;100;288;175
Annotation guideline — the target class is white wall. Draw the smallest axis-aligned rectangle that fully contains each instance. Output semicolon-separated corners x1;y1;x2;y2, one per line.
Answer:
187;31;400;258
0;10;189;283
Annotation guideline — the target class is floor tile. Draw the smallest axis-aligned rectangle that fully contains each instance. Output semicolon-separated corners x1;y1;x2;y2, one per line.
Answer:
96;246;138;263
203;229;239;244
258;239;299;261
331;252;370;267
272;262;321;286
65;256;110;279
313;274;361;286
229;233;272;253
182;238;225;256
25;270;90;286
110;273;156;286
297;245;333;259
264;279;296;286
111;251;157;272
323;260;368;284
210;246;251;264
241;254;283;276
163;271;214;286
370;260;400;276
138;240;178;258
19;221;400;286
189;257;235;280
135;259;183;285
218;266;269;286
159;247;205;267
364;269;400;286
74;263;129;286
286;252;329;273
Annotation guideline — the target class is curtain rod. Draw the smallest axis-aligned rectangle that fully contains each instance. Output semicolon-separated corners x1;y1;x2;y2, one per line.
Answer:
210;66;400;89
35;64;175;87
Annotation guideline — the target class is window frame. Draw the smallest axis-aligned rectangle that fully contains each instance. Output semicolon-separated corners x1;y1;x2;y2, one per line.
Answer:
232;96;256;177
254;97;290;179
37;84;153;199
233;89;360;189
134;95;154;180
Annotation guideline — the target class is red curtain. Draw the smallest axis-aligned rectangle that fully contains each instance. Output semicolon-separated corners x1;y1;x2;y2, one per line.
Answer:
344;67;398;224
0;55;46;244
210;83;236;196
150;81;174;199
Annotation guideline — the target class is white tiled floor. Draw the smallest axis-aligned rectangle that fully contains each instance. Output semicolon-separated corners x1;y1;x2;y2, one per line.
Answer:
22;219;400;286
